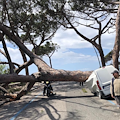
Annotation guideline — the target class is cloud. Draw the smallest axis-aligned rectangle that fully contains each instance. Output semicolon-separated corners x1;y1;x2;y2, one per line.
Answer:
101;32;115;50
52;25;115;51
7;47;23;64
0;47;30;65
43;49;98;66
52;28;92;49
0;19;116;73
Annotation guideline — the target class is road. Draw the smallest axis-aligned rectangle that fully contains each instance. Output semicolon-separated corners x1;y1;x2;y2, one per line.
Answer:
0;82;120;120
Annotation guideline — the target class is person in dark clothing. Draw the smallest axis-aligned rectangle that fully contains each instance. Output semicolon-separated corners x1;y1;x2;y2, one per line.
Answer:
43;81;53;96
79;82;83;86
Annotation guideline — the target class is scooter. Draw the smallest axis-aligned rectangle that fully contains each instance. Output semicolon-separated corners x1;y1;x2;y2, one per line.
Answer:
43;81;56;97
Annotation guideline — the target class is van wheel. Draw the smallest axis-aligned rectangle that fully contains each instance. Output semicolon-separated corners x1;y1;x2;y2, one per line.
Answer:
94;92;97;96
98;91;103;99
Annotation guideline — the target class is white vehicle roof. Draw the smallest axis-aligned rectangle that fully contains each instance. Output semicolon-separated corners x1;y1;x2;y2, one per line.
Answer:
94;65;116;83
86;65;118;85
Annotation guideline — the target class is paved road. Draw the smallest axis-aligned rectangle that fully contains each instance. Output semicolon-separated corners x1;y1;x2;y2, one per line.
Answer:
0;82;120;120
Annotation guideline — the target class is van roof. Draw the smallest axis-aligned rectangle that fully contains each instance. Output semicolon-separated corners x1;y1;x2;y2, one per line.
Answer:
94;65;116;83
94;65;115;72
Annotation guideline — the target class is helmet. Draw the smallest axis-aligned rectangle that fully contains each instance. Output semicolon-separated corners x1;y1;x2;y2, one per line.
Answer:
46;81;49;84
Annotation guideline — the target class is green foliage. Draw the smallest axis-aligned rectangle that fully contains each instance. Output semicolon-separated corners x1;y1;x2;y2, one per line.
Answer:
0;64;9;74
0;0;118;65
0;0;61;45
1;0;116;45
33;41;60;57
70;0;116;10
105;50;120;65
68;0;117;19
104;50;112;63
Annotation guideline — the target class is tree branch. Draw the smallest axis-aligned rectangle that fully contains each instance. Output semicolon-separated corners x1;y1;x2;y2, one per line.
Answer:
0;62;19;67
15;60;33;74
0;33;14;74
0;49;6;58
65;17;91;43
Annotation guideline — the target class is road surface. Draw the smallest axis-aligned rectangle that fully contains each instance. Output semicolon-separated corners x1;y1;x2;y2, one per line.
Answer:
0;82;120;120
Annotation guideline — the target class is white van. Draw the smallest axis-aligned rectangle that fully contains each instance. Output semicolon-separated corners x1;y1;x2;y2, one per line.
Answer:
85;65;118;99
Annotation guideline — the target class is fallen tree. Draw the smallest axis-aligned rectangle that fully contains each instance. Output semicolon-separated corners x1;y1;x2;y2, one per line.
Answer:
0;24;92;82
0;69;92;100
0;24;92;100
0;71;92;84
0;0;114;101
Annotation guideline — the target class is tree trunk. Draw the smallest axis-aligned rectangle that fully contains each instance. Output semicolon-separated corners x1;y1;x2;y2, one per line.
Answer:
17;49;34;99
97;46;106;67
0;34;14;74
16;82;35;100
48;56;52;68
65;17;106;68
19;49;29;75
0;70;92;84
92;42;105;67
112;4;120;70
0;70;91;100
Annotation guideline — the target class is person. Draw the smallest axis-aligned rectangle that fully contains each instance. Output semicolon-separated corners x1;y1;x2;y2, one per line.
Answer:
43;81;54;97
79;82;83;86
79;80;86;86
110;70;120;109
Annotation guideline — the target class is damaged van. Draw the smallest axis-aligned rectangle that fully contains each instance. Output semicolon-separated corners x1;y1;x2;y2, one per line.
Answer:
85;65;118;99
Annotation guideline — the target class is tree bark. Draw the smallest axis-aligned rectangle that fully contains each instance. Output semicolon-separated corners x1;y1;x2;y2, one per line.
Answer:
0;70;92;84
16;82;35;100
48;56;52;68
112;4;120;70
0;70;91;100
97;45;106;67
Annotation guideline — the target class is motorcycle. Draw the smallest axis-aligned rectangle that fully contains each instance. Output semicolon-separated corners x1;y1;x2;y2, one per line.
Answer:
43;81;56;97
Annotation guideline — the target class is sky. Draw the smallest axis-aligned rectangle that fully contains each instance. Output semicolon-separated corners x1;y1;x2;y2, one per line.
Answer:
0;24;116;75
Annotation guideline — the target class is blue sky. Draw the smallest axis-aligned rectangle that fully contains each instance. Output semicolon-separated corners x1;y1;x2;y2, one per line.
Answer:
0;24;115;75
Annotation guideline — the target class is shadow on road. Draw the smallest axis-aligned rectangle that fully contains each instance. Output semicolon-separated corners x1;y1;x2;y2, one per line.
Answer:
52;81;83;92
0;81;118;120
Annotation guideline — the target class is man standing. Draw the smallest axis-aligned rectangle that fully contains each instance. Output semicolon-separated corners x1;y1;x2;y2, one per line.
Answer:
110;70;120;109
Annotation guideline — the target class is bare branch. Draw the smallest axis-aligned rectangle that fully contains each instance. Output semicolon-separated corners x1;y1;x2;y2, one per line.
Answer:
15;60;33;74
0;33;14;74
0;49;6;58
100;0;120;5
65;17;91;43
91;35;99;42
101;18;112;33
76;21;99;30
0;62;19;67
39;28;59;45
